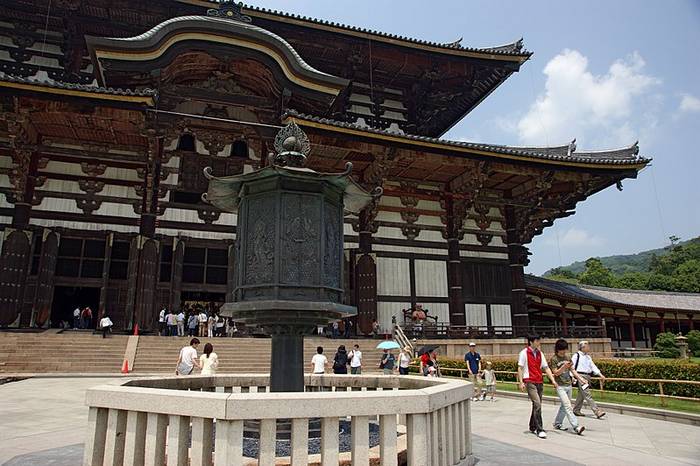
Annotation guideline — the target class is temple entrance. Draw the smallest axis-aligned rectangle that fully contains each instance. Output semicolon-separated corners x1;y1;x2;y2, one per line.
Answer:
180;291;225;314
51;286;100;328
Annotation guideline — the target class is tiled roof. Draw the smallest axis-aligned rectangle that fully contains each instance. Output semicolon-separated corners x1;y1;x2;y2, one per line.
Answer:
526;275;700;313
236;3;532;58
283;110;651;166
0;72;157;98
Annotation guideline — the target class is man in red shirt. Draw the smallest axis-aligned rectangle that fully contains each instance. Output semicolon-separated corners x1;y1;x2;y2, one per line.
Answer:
518;334;558;439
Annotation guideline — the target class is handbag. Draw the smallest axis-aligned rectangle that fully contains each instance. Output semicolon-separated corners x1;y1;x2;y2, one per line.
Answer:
571;353;580;387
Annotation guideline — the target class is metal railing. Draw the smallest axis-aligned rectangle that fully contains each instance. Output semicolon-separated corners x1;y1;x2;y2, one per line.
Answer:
418;366;700;406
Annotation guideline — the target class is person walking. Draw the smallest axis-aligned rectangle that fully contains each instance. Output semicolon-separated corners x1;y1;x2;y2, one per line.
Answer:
518;334;558;439
372;320;380;338
158;308;166;336
311;346;328;374
380;349;396;375
344;319;353;338
176;338;201;375
465;342;484;401
198;310;208;337
332;345;349;374
99;314;113;338
176;310;185;337
398;346;412;375
166;310;178;337
187;313;198;337
199;343;219;375
550;339;586;434
215;314;225;337
81;306;93;329
483;361;497;401
331;321;339;339
572;341;606;418
207;314;215;338
348;344;363;374
73;307;81;330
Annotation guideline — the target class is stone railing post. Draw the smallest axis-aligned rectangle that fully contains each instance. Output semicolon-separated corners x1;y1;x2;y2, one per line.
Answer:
190;417;214;466
379;414;398;466
259;418;277;464
124;411;147;466
83;407;108;466
321;417;340;465
104;409;127;466
352;415;370;465
291;418;309;466
167;415;190;466
406;413;429;466
144;413;167;466
214;419;243;466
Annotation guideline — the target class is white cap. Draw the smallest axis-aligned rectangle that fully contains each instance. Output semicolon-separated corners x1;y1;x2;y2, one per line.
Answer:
469;342;476;347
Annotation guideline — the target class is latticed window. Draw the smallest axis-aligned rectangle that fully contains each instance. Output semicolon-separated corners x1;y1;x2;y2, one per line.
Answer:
182;246;227;285
56;238;105;278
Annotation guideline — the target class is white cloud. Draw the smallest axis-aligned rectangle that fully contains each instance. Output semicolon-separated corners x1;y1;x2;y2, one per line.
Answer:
679;93;700;113
517;50;660;147
545;227;604;248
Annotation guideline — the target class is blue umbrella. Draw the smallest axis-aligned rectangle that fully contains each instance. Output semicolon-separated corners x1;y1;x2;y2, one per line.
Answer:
376;340;401;350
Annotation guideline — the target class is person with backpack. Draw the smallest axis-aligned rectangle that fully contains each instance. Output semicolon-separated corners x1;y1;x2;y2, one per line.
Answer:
81;306;93;329
380;349;396;375
572;341;606;419
333;345;349;374
348;344;363;374
187;313;198;337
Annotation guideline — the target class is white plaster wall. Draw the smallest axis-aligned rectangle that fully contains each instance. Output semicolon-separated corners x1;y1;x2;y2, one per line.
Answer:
414;259;448;297
0;193;11;209
93;202;140;218
377;302;409;334
423;302;450;324
36;197;83;214
0;155;12;169
491;304;513;327
465;303;488;327
29;218;139;233
459;251;508;260
155;228;235;240
373;244;446;255
376;257;410;296
161;208;201;223
44;161;83;176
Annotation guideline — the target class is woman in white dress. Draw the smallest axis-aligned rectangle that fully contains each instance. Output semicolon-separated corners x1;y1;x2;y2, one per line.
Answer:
199;343;219;375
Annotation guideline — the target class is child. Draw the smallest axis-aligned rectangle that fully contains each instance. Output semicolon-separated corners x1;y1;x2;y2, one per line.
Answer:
483;361;497;401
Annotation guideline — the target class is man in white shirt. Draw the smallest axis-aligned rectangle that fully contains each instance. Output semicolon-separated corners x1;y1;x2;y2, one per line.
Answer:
310;346;328;374
572;341;606;418
73;307;81;330
99;315;113;339
176;311;185;337
348;344;363;374
176;338;201;375
158;308;166;336
198;311;208;337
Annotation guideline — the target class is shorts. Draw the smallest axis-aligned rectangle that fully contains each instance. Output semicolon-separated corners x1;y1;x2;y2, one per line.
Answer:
486;384;496;394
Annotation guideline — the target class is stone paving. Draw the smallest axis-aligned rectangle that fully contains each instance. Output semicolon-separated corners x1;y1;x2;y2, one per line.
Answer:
0;377;698;465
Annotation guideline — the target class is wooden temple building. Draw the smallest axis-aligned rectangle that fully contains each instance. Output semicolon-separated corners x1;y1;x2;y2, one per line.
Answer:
0;0;653;338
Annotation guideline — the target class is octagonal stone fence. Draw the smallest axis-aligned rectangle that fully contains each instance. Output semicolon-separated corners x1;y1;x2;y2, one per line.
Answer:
83;374;474;466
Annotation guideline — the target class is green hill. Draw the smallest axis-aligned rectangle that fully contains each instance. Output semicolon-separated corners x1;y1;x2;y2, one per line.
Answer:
543;243;679;276
543;236;700;293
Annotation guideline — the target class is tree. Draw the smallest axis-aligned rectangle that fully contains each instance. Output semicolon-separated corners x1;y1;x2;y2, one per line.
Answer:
654;332;680;358
615;271;650;290
579;258;616;287
687;330;700;357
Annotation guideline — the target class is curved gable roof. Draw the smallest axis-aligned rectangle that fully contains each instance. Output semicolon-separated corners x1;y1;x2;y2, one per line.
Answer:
85;15;349;96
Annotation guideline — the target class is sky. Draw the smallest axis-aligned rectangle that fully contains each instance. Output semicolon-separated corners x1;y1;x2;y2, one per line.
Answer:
253;0;700;274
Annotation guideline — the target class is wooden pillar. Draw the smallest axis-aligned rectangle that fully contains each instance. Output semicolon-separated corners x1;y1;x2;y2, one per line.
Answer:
659;312;665;333
594;306;606;338
355;207;377;335
689;314;695;331
628;311;636;347
98;233;113;320
560;304;568;336
169;239;185;311
31;229;59;327
504;206;529;335
444;196;465;326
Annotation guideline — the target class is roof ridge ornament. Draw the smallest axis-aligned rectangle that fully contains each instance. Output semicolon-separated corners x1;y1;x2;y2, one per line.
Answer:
273;121;311;167
443;37;463;49
567;138;577;157
207;0;252;23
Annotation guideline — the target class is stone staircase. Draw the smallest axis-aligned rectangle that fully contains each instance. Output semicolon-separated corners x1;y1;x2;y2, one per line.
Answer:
0;331;128;373
0;332;390;374
132;336;388;374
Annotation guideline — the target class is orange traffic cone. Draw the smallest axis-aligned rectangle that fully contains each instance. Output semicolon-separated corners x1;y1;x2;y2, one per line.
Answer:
121;359;130;374
133;323;139;336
